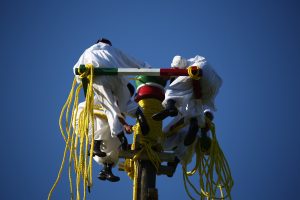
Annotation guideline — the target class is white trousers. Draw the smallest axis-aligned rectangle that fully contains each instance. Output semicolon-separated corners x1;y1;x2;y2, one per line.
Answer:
93;75;138;137
163;76;205;127
76;101;121;166
163;121;196;165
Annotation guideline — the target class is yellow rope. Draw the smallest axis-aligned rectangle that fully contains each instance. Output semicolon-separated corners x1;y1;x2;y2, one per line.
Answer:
48;77;78;200
187;66;201;80
127;98;164;200
185;148;200;176
132;99;164;170
182;169;196;200
132;129;138;200
182;118;234;200
48;64;96;200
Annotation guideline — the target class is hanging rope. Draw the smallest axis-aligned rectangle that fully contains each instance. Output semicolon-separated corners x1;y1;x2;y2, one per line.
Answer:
182;118;234;200
48;64;95;200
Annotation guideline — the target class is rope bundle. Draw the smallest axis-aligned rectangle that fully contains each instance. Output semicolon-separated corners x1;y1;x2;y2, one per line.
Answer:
182;119;234;200
48;64;95;200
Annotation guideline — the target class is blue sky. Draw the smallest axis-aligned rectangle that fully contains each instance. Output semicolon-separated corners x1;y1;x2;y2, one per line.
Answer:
1;0;300;199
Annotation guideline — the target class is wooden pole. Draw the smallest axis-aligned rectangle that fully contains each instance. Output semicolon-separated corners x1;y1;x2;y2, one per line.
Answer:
140;160;157;200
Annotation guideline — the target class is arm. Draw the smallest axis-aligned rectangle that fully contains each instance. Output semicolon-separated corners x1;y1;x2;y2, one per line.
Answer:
118;115;132;134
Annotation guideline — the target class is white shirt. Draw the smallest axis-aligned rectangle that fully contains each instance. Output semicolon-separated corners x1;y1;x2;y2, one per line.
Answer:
73;42;149;74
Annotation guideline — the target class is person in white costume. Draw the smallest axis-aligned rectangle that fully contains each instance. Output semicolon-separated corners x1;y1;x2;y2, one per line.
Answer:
73;38;149;156
75;83;137;182
163;109;215;168
153;55;222;165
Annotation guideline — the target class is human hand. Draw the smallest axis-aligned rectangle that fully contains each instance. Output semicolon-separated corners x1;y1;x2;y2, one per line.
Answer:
124;124;133;134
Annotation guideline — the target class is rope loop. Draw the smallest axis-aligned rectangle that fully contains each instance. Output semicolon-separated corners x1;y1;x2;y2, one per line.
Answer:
78;64;93;79
187;66;201;80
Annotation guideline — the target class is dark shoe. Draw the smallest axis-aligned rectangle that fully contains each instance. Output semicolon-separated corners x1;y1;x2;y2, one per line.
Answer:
166;99;178;117
136;107;150;135
91;140;106;157
167;157;180;177
152;109;170;121
98;164;120;182
98;169;107;181
152;99;178;121
106;172;120;182
184;118;199;146
117;132;128;151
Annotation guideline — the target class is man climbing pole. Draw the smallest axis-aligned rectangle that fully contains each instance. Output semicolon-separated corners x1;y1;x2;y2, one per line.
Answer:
73;38;150;181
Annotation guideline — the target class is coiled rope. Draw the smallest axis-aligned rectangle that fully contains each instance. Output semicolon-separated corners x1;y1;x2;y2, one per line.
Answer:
187;66;201;80
48;64;95;200
182;118;234;200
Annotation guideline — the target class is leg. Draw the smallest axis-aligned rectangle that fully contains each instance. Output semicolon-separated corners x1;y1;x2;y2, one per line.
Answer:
184;117;199;146
199;110;214;154
117;131;128;151
199;129;212;154
152;99;178;121
89;140;106;157
167;156;180;177
98;163;120;182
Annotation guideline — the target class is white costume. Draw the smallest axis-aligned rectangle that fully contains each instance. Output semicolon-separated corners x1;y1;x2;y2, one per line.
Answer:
163;55;222;163
164;125;196;165
75;96;136;166
73;42;150;137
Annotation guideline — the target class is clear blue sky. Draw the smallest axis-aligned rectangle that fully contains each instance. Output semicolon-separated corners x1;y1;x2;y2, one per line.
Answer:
1;0;300;199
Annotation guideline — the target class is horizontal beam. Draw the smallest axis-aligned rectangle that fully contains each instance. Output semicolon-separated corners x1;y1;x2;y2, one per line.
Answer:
74;65;201;76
